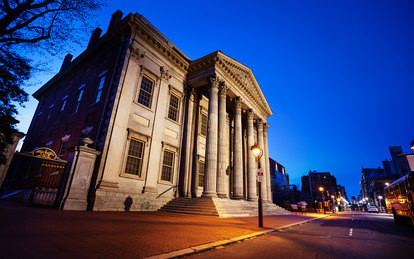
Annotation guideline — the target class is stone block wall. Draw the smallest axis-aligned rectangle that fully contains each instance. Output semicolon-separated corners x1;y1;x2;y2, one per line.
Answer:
93;189;173;211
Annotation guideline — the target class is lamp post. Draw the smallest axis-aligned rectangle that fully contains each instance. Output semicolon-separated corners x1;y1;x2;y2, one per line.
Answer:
331;195;335;213
319;187;325;214
251;144;263;228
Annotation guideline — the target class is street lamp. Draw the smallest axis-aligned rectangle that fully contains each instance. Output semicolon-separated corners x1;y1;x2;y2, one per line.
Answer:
331;195;335;213
378;196;383;212
319;187;325;214
251;144;263;228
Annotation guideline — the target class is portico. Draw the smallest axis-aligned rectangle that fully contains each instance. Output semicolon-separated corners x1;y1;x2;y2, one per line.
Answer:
179;51;273;202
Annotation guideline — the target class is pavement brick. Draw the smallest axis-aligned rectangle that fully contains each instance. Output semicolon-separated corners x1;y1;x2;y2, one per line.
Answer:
0;200;326;258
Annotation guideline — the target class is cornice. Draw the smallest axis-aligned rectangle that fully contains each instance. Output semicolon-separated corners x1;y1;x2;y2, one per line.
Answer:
129;14;190;73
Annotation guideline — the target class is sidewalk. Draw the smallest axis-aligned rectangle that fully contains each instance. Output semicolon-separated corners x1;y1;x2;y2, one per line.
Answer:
0;201;327;258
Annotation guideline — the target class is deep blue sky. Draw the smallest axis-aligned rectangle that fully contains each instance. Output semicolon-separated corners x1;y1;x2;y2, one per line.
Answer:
16;0;414;199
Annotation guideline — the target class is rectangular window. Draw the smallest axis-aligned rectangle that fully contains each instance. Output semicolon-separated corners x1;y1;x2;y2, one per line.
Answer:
58;140;68;157
198;160;205;187
72;88;84;113
137;76;154;108
200;113;208;137
125;138;145;176
94;75;106;103
46;105;54;120
167;94;180;122
161;150;175;182
61;97;67;112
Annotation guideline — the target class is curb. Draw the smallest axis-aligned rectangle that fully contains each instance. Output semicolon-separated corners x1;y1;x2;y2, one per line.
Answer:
145;215;330;259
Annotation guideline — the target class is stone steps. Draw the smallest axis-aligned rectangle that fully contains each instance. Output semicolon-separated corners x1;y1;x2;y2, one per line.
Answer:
159;197;219;217
159;197;291;218
212;198;291;217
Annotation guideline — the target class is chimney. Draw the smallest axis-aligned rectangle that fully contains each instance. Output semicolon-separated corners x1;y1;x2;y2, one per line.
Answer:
87;27;102;48
107;10;123;32
60;54;73;73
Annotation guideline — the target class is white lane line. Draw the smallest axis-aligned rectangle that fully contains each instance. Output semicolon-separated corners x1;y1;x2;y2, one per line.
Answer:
349;228;353;237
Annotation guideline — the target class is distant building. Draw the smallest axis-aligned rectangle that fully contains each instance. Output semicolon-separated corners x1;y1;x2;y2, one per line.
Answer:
360;167;386;202
269;158;297;207
382;159;398;177
361;144;414;206
301;171;338;201
335;184;348;201
269;158;289;192
388;146;413;177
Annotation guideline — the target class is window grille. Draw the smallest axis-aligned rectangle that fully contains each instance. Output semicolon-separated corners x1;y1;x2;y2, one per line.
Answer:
200;113;208;136
94;75;106;103
161;150;175;182
167;94;180;122
198;160;205;187
72;89;84;113
137;76;154;108
125;138;145;176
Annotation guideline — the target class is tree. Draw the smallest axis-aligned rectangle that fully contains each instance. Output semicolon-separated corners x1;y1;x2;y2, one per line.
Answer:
0;0;105;164
0;49;29;164
0;0;104;53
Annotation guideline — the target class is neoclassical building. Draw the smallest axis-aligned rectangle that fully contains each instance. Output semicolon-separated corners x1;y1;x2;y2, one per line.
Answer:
19;10;279;213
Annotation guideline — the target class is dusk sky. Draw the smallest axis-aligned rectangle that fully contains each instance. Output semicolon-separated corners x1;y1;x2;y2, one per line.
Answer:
16;0;414;199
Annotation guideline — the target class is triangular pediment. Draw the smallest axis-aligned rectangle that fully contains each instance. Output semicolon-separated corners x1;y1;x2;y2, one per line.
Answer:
188;51;272;118
216;52;272;117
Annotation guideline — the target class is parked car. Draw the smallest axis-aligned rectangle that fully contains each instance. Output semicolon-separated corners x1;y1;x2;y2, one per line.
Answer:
368;206;379;213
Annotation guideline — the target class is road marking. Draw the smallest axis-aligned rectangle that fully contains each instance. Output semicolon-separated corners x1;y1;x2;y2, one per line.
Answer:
349;228;353;236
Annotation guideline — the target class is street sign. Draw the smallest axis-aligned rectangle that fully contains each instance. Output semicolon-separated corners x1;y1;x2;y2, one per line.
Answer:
257;168;263;182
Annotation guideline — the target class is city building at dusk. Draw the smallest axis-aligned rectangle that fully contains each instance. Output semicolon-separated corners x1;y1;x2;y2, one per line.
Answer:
5;10;282;214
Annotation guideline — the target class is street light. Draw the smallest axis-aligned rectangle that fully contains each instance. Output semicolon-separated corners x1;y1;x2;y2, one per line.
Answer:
319;187;325;214
251;144;263;228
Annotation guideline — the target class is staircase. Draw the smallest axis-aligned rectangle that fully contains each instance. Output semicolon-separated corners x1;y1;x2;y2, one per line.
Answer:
159;197;219;217
159;197;291;217
212;197;291;217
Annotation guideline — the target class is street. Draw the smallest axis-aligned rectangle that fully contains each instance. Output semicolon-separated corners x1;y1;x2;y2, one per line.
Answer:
187;212;414;259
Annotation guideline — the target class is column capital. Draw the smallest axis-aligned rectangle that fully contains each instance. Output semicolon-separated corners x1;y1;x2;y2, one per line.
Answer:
257;118;263;127
233;96;242;110
209;76;219;89
263;122;269;132
246;109;254;120
218;81;228;96
189;88;198;102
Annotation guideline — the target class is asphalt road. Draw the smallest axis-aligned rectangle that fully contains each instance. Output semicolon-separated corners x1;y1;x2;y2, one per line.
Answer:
187;212;414;259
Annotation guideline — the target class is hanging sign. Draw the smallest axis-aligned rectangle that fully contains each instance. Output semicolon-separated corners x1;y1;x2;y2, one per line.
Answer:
257;168;264;182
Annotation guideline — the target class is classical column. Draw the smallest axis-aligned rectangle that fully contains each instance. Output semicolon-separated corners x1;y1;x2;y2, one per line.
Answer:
246;109;257;201
182;88;197;197
202;77;219;197
216;82;228;198
233;97;244;199
257;119;268;201
191;97;201;197
264;123;272;202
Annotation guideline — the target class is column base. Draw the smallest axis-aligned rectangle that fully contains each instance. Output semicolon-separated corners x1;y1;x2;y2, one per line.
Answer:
232;195;244;200
217;193;227;198
202;191;217;198
247;197;258;202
